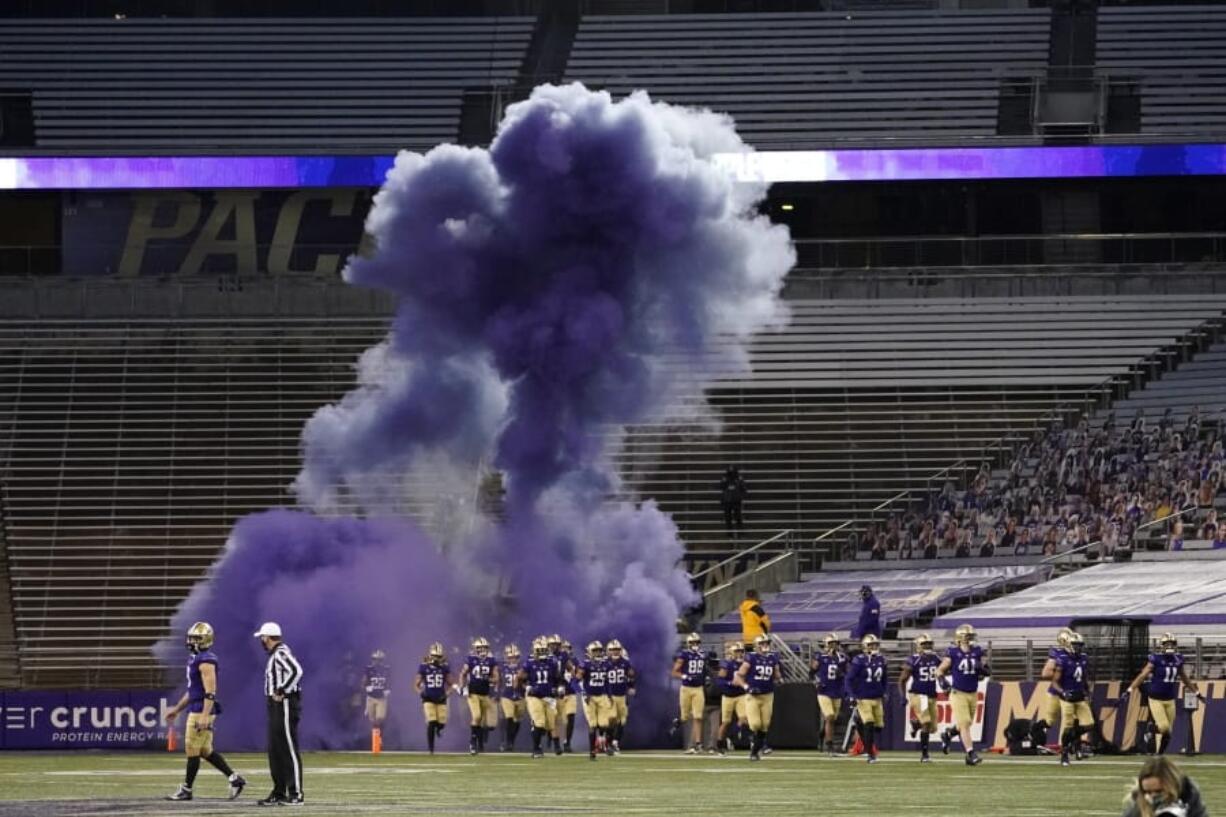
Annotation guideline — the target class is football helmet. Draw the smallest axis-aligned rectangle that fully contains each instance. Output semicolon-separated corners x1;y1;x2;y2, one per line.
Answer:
586;641;604;660
754;634;771;653
504;644;520;661
1159;632;1178;654
532;636;550;659
1056;628;1073;649
185;621;214;653
685;632;702;650
1068;632;1085;654
861;634;880;654
428;642;445;664
561;640;573;654
914;633;934;653
606;639;623;657
547;634;563;650
954;624;977;648
371;649;386;663
726;641;744;658
471;637;490;657
822;633;840;654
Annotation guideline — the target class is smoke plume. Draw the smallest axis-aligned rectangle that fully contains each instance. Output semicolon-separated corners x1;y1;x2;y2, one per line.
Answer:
161;83;793;750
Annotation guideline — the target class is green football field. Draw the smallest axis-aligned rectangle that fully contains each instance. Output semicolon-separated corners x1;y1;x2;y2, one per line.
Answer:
0;750;1222;816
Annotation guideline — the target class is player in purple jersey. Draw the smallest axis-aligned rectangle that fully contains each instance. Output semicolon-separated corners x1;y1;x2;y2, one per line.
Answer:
164;622;246;801
672;632;707;754
414;642;451;755
363;650;390;753
547;635;576;753
1050;631;1094;766
604;639;634;753
845;634;888;764
1125;632;1204;755
898;633;941;762
499;644;526;751
734;634;780;762
1033;628;1073;749
716;642;747;756
520;636;565;758
809;633;847;756
576;641;614;760
936;624;988;766
458;637;500;755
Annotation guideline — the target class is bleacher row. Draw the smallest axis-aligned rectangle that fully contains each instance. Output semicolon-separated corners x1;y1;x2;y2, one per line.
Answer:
3;5;1226;149
3;294;1224;685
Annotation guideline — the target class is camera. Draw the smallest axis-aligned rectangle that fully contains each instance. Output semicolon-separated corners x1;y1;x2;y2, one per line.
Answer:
1155;802;1188;817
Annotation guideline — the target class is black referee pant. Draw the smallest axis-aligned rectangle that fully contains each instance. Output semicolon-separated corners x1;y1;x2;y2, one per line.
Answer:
266;694;303;800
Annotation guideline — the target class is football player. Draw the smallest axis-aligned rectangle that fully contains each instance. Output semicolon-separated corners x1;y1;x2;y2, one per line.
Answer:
716;641;748;755
810;633;847;756
671;632;707;754
164;622;246;801
734;634;780;762
845;634;888;764
1124;632;1203;755
1050;631;1093;766
1032;628;1073;748
414;642;450;754
605;639;635;753
521;636;564;758
547;635;576;753
499;644;525;751
363;649;390;753
457;637;499;755
936;623;988;766
576;641;613;760
898;633;941;762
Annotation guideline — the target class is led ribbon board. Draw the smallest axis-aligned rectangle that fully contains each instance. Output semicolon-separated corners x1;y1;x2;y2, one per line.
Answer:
2;144;1226;189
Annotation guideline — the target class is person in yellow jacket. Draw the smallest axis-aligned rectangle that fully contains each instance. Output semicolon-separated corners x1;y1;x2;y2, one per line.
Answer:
739;589;771;643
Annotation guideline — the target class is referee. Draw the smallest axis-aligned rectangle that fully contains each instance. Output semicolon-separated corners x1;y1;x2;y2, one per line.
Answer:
254;621;304;806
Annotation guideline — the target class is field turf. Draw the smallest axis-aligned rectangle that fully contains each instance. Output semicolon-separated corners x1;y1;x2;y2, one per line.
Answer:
0;750;1223;816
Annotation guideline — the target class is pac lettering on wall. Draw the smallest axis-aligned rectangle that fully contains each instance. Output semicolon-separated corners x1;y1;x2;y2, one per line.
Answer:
61;189;372;277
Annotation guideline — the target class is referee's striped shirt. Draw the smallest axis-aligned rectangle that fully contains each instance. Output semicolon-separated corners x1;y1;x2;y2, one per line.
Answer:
264;642;304;696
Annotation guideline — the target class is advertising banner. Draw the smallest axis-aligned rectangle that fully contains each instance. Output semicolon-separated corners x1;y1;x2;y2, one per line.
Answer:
0;690;174;750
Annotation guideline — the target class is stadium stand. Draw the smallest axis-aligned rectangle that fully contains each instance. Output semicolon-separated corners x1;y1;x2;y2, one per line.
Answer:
623;294;1226;555
1105;340;1226;430
1098;5;1226;140
565;9;1050;147
0;16;534;150
703;564;1050;636
0;318;385;685
933;558;1226;632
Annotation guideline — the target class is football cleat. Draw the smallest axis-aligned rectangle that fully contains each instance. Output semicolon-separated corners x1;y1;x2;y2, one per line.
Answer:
749;751;761;762
761;744;773;755
940;729;952;755
867;754;877;764
554;742;563;756
921;752;931;763
1061;752;1071;767
284;795;305;806
166;785;192;801
228;775;247;800
531;750;544;759
966;750;983;766
684;746;699;755
185;621;214;654
256;792;284;806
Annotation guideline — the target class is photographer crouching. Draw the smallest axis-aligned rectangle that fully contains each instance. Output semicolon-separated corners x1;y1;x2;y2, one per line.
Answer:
1122;756;1207;817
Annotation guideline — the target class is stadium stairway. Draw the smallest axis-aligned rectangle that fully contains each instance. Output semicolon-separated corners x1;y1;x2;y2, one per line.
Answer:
0;476;20;688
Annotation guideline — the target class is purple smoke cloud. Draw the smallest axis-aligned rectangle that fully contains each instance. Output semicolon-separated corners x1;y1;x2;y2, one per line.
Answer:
161;83;793;751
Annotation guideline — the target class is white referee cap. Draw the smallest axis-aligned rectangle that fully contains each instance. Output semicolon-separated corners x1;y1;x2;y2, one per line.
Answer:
253;621;283;638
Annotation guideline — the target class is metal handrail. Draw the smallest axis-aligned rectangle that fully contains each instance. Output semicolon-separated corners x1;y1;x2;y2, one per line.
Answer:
688;529;794;582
